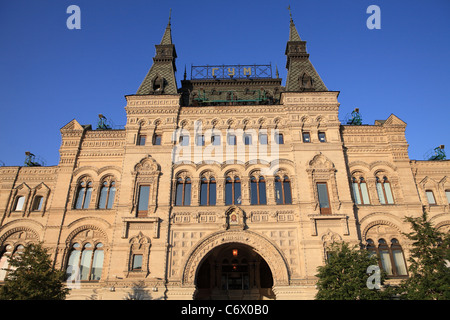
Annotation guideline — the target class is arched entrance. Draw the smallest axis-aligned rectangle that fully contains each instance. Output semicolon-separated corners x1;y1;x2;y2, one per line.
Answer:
195;243;275;300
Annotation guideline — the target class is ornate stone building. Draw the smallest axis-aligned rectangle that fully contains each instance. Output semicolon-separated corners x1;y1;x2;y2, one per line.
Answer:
0;15;449;300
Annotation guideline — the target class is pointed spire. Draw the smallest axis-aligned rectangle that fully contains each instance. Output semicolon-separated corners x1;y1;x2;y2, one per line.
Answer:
287;6;301;42
160;9;173;45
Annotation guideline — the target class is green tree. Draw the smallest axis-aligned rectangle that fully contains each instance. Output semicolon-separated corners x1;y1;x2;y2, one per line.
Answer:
0;242;70;300
315;241;390;300
398;211;450;300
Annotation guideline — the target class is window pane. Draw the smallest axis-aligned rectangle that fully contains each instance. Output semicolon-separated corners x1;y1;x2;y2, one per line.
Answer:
91;249;104;280
360;182;370;204
184;180;191;206
446;190;450;204
379;250;393;275
352;183;362;205
228;135;236;145
426;191;436;205
275;133;284;144
250;178;258;205
180;135;189;146
83;187;92;209
318;132;326;142
175;181;183;206
234;179;241;205
15;196;25;211
138;186;150;212
392;250;407;275
259;134;268;145
258;177;267;205
317;183;330;208
132;254;143;270
376;182;386;204
209;180;216;206
200;180;208;206
212;135;221;145
283;179;292;204
197;135;205;146
80;249;93;280
275;177;283;204
66;250;81;281
302;132;310;143
138;135;146;146
244;134;252;145
107;187;116;209
384;182;394;204
225;179;233;205
75;188;85;209
153;134;162;145
99;186;108;209
32;196;44;211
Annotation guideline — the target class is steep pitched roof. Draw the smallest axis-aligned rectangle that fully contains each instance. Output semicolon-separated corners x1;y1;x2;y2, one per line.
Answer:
136;17;178;95
285;16;327;92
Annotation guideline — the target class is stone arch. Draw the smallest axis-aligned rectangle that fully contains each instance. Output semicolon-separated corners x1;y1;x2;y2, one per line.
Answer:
181;230;290;287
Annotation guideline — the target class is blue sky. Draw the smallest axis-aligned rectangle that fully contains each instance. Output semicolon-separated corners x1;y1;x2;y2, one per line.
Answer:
0;0;449;166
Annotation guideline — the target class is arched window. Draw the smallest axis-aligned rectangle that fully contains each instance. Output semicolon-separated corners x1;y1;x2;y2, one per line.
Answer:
13;196;26;211
352;177;370;205
376;176;394;204
225;176;241;205
0;244;25;281
250;176;266;205
175;177;191;206
366;238;407;277
275;175;292;204
74;180;93;209
200;176;216;206
98;179;116;209
425;190;436;205
66;242;104;281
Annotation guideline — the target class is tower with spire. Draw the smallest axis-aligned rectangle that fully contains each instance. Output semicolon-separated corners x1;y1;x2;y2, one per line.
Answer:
285;9;327;92
136;10;178;95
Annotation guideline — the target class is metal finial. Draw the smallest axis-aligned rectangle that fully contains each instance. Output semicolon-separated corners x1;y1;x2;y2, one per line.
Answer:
287;5;292;21
168;8;172;24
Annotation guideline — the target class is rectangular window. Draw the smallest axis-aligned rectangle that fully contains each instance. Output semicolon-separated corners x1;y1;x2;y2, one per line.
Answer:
426;190;436;205
259;134;268;145
197;135;205;146
227;134;236;145
275;133;284;144
138;135;146;146
137;185;150;217
180;135;189;146
153;134;162;145
302;132;311;143
446;190;450;204
132;254;143;270
212;135;221;145
14;196;25;211
318;132;326;142
244;134;252;145
316;182;331;214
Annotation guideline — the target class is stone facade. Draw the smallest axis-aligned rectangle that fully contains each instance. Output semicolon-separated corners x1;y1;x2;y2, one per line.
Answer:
0;16;449;300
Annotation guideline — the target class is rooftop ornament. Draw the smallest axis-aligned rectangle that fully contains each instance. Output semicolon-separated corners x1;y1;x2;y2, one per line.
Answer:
426;145;446;161
346;108;363;125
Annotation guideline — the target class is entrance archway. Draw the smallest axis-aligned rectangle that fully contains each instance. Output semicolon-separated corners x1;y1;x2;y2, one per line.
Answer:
180;230;290;300
195;243;274;300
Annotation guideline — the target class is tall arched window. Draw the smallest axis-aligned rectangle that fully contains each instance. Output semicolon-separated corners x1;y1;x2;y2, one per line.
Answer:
275;175;292;204
175;177;191;206
200;176;216;206
74;179;93;209
98;179;116;209
66;242;104;281
366;238;407;277
250;176;267;205
225;176;241;205
0;244;25;281
352;177;370;205
31;196;44;211
376;176;394;204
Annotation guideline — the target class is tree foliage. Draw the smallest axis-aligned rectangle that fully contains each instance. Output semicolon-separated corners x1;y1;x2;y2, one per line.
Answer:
0;242;70;300
397;211;450;300
315;241;390;300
